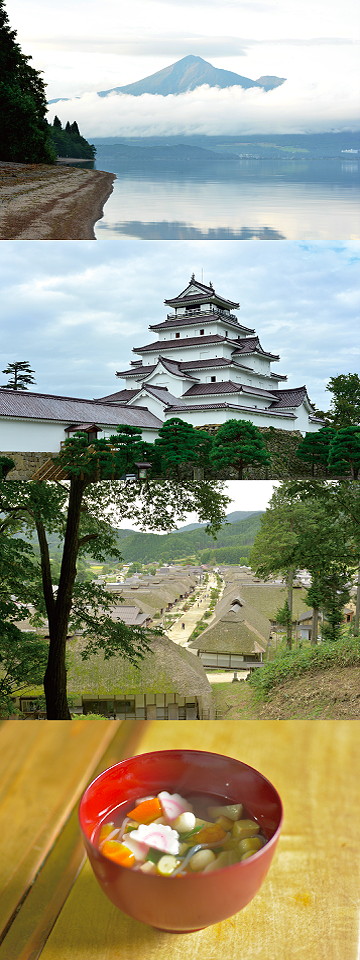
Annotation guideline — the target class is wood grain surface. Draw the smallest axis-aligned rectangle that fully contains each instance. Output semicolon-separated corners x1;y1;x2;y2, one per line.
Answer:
0;720;358;960
0;721;360;960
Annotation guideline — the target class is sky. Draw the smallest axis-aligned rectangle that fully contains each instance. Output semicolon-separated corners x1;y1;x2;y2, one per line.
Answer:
116;480;278;530
0;239;359;412
6;0;360;135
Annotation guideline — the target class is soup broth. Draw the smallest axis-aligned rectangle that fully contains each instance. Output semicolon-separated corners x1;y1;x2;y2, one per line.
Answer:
95;790;268;876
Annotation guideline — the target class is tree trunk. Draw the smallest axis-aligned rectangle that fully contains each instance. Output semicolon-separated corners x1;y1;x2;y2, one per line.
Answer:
43;477;88;719
354;566;360;637
311;605;319;644
286;567;294;649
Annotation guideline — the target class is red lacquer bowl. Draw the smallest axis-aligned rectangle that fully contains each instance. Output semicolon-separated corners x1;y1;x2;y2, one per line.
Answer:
79;749;283;933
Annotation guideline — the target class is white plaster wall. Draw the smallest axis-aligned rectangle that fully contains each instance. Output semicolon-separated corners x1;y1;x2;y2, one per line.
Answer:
164;406;304;432
139;340;236;364
0;419;161;453
183;392;271;410
0;419;64;452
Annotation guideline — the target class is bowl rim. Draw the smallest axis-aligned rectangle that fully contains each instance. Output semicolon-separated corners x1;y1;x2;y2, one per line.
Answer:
79;748;283;878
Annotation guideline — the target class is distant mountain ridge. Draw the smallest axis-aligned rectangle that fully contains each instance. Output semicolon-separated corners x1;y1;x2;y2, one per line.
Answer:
49;55;285;105
98;56;286;98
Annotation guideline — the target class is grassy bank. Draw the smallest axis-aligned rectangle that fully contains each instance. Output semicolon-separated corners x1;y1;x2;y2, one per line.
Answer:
249;632;360;700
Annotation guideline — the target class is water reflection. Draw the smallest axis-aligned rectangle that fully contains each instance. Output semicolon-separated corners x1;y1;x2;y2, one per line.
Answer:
98;221;285;240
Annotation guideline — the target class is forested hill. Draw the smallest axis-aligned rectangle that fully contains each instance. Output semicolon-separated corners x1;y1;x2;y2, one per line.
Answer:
18;511;264;566
112;511;263;564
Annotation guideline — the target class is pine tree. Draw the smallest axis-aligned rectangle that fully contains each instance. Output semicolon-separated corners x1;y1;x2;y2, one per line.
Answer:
1;360;36;390
328;426;360;479
0;0;54;162
153;418;206;479
295;427;336;476
210;419;271;479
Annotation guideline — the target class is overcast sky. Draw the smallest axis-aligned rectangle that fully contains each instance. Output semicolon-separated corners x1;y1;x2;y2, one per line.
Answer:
6;0;360;134
115;480;278;530
0;239;359;411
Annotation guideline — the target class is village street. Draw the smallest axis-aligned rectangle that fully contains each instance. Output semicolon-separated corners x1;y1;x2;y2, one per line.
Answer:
165;571;222;648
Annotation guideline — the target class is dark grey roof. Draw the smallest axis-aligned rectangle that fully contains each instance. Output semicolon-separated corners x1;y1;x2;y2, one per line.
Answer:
232;337;280;361
150;356;198;380
0;389;163;428
183;381;278;400
164;276;239;310
150;313;254;334
96;389;138;402
269;386;311;409
166;401;296;418
111;605;151;626
134;334;245;353
117;357;253;378
131;383;186;408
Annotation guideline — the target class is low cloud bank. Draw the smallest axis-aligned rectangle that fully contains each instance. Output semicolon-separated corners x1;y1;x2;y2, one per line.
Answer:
48;81;360;137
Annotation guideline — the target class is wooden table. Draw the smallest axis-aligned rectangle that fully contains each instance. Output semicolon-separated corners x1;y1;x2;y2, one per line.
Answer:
0;720;359;960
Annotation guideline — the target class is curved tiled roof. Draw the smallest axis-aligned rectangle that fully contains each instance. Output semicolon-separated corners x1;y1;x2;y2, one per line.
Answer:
232;336;280;361
166;401;296;418
0;389;163;427
269;386;311;409
183;381;279;400
134;334;246;353
150;313;254;334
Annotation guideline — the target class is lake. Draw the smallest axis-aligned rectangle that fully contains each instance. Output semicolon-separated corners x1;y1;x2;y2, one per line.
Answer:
94;147;359;242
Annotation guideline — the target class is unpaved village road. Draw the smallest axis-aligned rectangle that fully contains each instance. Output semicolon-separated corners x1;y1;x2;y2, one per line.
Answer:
166;572;222;647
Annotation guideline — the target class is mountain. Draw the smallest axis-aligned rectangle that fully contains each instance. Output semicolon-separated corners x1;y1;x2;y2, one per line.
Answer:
179;510;263;531
110;513;264;565
97;56;286;98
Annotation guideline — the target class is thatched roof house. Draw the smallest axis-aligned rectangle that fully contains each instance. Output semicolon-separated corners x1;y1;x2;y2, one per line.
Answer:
66;632;213;719
189;567;310;670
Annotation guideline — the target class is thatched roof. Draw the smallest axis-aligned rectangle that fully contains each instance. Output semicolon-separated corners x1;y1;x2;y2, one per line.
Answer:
189;567;310;655
67;633;212;710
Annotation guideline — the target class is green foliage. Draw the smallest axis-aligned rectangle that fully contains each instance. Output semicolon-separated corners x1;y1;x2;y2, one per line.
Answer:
1;360;36;390
328;427;360;479
326;373;360;428
0;455;15;478
50;116;96;160
295;427;336;475
0;0;55;162
210;419;271;479
249;633;360;700
152;418;208;479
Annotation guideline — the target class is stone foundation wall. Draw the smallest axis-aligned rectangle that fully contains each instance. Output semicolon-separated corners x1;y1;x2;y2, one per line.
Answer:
3;452;54;480
195;425;328;479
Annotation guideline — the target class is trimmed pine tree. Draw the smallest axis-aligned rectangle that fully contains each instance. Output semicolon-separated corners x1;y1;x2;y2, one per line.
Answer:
210;419;271;479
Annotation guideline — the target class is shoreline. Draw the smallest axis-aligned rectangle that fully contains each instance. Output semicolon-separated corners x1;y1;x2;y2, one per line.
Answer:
0;162;115;239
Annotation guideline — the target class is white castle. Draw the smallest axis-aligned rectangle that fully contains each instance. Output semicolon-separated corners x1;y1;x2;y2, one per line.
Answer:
101;275;322;434
0;275;323;466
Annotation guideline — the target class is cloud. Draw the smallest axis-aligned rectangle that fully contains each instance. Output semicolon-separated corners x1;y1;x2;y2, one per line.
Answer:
48;79;360;137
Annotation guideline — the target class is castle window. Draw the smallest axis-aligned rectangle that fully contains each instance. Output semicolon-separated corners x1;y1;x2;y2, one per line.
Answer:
200;329;205;335
175;332;180;338
211;376;216;382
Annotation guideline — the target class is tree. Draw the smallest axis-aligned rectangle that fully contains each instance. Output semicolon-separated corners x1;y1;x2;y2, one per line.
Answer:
0;0;54;162
0;478;229;719
326;373;360;428
210;420;271;479
250;482;357;648
0;529;48;714
328;427;360;480
152;418;209;479
1;360;36;390
295;427;336;476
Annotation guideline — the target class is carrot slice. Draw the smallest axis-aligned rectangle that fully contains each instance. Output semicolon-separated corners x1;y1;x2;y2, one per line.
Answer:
101;841;136;867
127;797;163;824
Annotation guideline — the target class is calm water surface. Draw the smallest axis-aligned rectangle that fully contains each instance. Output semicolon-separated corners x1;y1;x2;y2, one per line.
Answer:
95;152;359;242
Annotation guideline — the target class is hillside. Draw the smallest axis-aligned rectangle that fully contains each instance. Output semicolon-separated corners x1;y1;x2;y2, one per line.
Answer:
19;510;263;566
213;666;360;720
111;512;263;564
